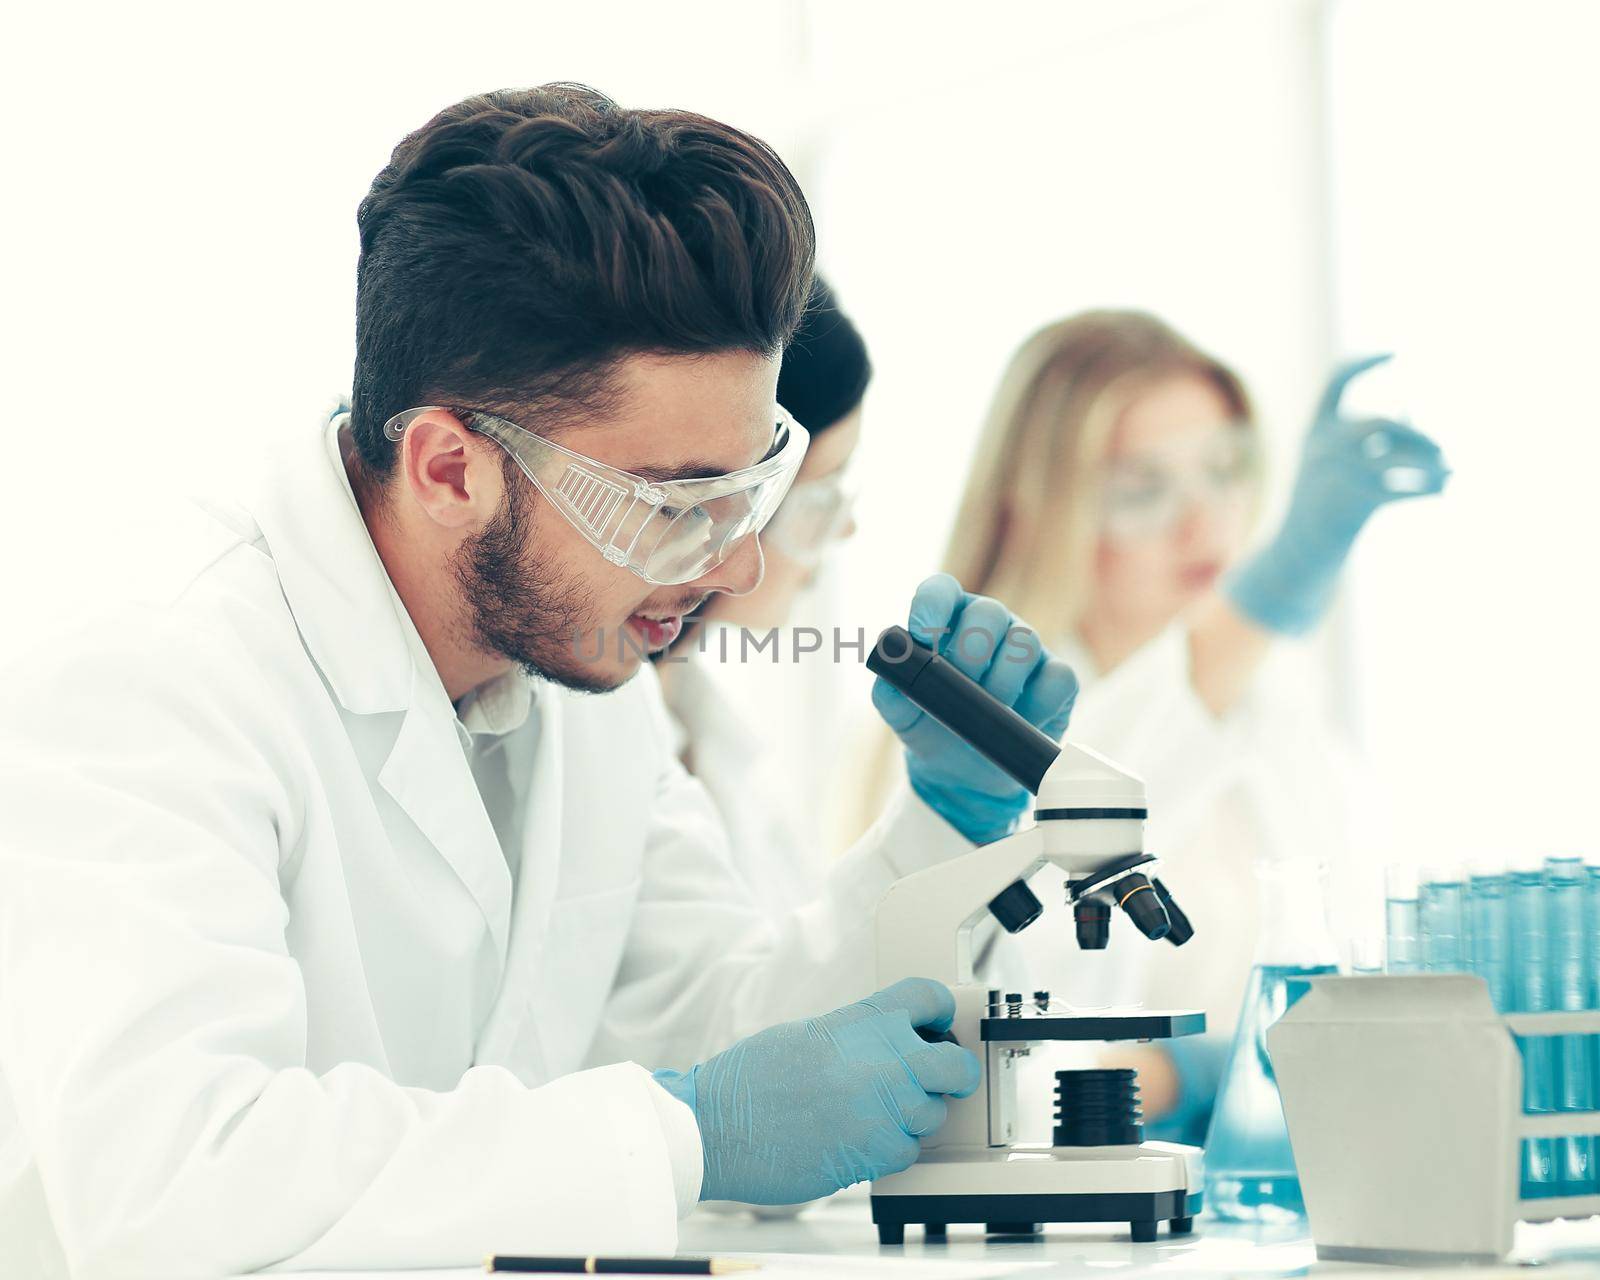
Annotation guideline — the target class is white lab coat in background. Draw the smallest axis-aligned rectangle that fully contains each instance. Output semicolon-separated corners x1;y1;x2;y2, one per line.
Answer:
660;639;899;925
662;651;816;919
1013;624;1382;1138
0;417;966;1280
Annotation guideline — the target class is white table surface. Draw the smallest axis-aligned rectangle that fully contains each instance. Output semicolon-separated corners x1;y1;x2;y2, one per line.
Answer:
263;1185;1600;1280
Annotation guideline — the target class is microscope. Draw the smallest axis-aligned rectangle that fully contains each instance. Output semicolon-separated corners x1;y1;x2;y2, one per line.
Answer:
865;627;1205;1245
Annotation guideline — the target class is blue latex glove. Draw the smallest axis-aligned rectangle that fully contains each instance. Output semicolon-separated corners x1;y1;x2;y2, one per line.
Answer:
1225;355;1450;635
871;573;1078;844
653;978;980;1204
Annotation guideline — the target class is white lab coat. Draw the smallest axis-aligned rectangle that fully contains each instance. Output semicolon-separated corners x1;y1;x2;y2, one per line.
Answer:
0;417;966;1280
658;646;832;924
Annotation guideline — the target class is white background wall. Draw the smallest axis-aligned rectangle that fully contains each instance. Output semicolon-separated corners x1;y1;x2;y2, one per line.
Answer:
1326;1;1600;860
3;0;1595;862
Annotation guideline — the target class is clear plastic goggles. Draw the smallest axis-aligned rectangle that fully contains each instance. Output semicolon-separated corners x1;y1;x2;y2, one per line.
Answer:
761;468;857;563
384;405;810;585
1099;427;1260;541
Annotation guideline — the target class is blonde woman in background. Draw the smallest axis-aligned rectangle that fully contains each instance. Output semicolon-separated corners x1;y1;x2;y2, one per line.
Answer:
902;310;1449;1144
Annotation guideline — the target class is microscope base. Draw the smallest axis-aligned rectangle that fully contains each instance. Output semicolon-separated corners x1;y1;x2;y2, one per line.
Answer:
869;1142;1201;1245
870;1190;1197;1244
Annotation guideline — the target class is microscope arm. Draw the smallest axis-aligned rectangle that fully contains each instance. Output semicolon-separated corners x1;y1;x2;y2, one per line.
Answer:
876;825;1047;987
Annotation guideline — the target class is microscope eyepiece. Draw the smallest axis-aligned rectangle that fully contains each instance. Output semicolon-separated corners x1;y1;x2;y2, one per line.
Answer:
867;627;1060;795
1113;872;1171;941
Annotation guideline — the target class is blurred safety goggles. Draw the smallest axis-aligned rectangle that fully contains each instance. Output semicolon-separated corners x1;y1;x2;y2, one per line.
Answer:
1099;427;1260;541
760;467;857;562
384;405;810;585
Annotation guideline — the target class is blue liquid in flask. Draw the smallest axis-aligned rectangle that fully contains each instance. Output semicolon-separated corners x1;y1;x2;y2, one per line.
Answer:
1203;960;1338;1222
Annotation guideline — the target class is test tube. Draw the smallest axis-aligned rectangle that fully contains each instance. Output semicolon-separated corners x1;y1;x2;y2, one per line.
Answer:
1464;876;1478;975
1510;857;1558;1196
1385;865;1422;974
1467;863;1512;1012
1588;864;1600;1108
1548;855;1597;1194
1420;866;1467;972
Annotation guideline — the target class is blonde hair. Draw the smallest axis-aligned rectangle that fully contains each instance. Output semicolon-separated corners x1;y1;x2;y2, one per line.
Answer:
840;311;1255;848
942;309;1255;638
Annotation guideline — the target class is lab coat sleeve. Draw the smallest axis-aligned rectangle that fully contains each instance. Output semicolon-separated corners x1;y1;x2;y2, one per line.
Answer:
0;615;686;1279
647;1082;706;1216
588;669;973;1072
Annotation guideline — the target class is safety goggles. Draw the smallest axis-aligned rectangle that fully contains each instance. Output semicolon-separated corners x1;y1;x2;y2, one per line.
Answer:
1099;427;1260;541
760;467;857;563
384;405;809;585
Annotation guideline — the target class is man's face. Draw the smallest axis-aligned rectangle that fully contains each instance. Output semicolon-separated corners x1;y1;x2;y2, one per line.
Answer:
455;350;779;691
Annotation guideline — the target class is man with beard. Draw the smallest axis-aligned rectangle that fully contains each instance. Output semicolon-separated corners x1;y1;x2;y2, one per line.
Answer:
0;86;1076;1278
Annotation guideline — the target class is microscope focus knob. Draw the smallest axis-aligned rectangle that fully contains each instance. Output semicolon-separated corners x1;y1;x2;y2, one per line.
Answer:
987;879;1043;934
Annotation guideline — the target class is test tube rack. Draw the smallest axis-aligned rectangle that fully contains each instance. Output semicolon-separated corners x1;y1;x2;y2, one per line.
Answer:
1267;973;1600;1265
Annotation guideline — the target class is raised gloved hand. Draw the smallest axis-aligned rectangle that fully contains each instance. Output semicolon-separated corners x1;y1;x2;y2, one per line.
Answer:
1225;355;1450;635
872;573;1078;844
653;978;980;1205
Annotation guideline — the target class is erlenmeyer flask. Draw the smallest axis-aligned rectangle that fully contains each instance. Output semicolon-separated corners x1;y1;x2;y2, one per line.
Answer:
1203;858;1338;1223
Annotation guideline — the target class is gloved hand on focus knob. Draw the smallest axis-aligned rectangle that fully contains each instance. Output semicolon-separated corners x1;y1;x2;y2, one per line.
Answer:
652;978;980;1205
1225;354;1450;635
872;573;1078;844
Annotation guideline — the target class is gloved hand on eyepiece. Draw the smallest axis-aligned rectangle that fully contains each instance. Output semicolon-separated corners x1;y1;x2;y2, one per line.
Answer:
872;573;1079;844
1225;354;1450;636
652;978;981;1205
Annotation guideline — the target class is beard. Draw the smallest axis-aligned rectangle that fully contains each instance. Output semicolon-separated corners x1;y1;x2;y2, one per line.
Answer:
451;472;620;694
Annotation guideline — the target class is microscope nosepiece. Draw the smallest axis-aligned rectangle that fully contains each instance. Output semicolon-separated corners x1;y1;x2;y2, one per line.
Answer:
1114;873;1172;941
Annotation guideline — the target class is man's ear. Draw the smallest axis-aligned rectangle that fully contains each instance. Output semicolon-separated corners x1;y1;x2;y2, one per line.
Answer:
397;409;503;530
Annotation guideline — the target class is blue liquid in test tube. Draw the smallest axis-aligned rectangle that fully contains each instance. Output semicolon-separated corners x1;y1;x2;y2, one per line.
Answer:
1587;857;1600;1139
1468;868;1512;1013
1385;865;1421;974
1511;864;1559;1197
1464;879;1478;975
1548;855;1597;1194
1588;866;1600;1114
1420;871;1467;972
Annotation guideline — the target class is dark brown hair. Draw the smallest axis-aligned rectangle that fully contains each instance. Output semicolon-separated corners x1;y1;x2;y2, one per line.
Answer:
349;83;815;473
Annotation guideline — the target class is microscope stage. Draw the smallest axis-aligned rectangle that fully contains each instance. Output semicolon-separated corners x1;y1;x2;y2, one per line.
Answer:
980;1010;1205;1041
